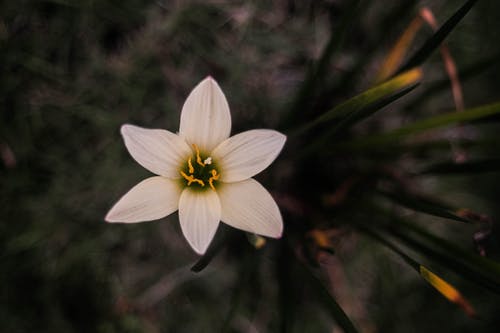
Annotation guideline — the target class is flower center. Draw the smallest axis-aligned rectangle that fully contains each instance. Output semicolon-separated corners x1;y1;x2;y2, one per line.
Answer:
180;144;220;191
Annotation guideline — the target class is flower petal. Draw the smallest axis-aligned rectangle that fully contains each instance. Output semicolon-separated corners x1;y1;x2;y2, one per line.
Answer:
179;77;231;152
218;178;283;238
121;124;191;178
178;188;221;254
212;129;286;183
105;176;181;223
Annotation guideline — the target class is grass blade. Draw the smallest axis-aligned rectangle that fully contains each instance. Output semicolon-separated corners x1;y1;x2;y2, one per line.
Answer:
299;261;359;333
385;216;500;293
362;228;476;317
329;84;419;135
346;101;500;148
355;203;500;293
398;0;479;73
378;188;472;223
419;265;476;317
295;68;422;136
375;16;423;82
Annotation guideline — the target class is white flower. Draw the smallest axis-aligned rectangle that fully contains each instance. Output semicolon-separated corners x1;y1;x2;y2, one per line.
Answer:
105;77;286;255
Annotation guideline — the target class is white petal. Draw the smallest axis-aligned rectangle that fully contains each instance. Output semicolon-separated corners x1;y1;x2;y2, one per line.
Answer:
178;188;221;254
179;77;231;152
105;176;181;223
218;178;283;238
211;129;286;183
121;124;191;178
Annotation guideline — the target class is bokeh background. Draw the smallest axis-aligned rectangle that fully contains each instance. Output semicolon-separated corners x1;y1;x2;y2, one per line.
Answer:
2;0;500;332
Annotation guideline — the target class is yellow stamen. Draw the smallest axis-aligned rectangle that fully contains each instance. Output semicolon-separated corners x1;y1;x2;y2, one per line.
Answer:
192;144;205;166
187;157;194;174
208;169;220;191
193;178;205;187
180;170;205;187
180;170;191;182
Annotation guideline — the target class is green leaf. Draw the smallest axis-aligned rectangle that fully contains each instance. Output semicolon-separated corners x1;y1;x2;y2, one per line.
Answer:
398;0;479;73
294;68;422;136
354;203;500;293
377;188;472;224
386;216;500;294
375;16;423;82
299;262;359;333
360;226;420;270
361;228;476;317
330;84;419;135
334;137;500;160
346;101;500;149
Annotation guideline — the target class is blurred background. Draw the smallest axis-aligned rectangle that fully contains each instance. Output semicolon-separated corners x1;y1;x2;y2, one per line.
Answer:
1;0;500;332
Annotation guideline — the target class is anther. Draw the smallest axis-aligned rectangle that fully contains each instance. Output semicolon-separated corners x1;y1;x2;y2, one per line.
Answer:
180;171;205;187
192;144;205;166
208;169;220;191
210;169;219;179
209;178;216;191
187;157;194;174
193;178;205;187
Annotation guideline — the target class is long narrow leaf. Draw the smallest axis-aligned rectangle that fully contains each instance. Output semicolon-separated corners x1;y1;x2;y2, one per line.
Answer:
361;227;476;317
398;0;478;73
387;102;500;136
335;137;500;157
384;216;500;293
356;204;500;293
375;16;423;82
299;262;359;333
329;84;419;135
378;188;472;223
419;266;476;317
346;101;500;149
295;68;422;136
397;218;500;277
